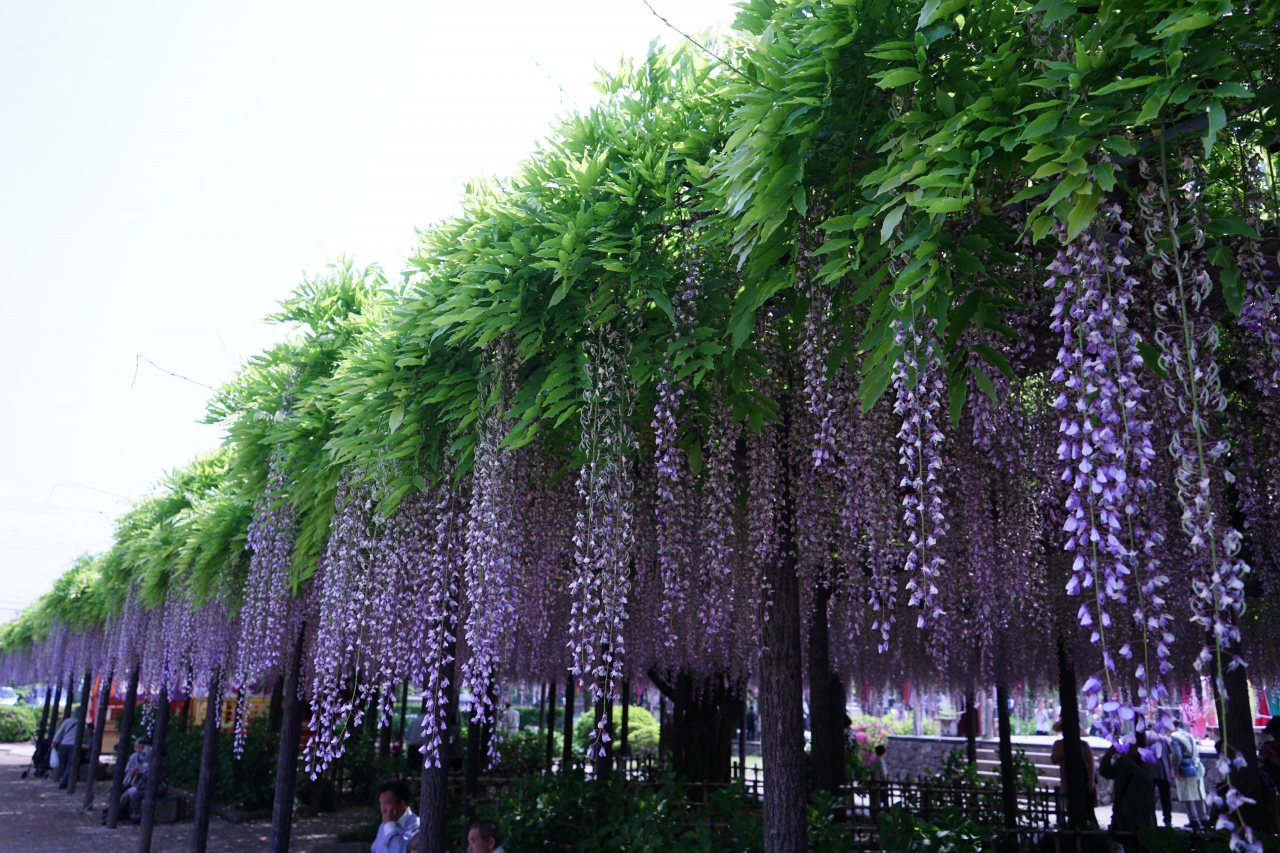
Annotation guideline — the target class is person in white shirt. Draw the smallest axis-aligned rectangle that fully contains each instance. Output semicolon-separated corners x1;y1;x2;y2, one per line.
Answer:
502;703;521;735
467;819;506;853
372;780;419;853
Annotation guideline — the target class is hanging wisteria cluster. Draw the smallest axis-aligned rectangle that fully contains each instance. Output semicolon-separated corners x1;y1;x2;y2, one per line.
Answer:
570;327;637;757
462;347;524;758
891;312;948;628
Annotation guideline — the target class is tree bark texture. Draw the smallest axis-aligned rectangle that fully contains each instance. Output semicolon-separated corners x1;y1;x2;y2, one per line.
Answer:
1056;635;1093;831
136;687;171;853
83;670;114;810
67;671;92;796
464;707;481;820
107;664;140;829
268;674;285;734
269;625;307;853
36;680;54;767
649;669;742;783
545;680;558;774
996;681;1017;831
760;426;807;853
190;669;222;853
1214;645;1277;832
808;584;843;794
964;688;977;767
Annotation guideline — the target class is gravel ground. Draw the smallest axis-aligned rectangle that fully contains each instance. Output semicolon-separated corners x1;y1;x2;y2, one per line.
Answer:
0;743;375;853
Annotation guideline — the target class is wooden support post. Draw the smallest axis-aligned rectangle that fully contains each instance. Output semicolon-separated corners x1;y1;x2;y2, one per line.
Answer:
82;670;114;810
268;625;308;853
545;680;558;774
106;664;140;829
190;669;222;853
67;671;92;796
136;688;171;853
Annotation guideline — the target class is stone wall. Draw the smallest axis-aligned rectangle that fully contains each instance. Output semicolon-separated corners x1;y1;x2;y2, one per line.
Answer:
883;735;967;780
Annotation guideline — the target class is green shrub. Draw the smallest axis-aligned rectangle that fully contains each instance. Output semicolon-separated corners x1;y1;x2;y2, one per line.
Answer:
165;718;280;810
878;805;995;853
571;705;659;756
0;705;38;742
452;771;764;853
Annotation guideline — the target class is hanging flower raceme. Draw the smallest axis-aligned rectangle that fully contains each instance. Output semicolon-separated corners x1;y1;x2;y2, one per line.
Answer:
651;224;702;646
1139;156;1254;845
892;311;948;627
1049;206;1169;750
306;477;376;776
698;393;738;655
461;347;524;760
234;450;298;684
569;327;636;758
403;483;465;769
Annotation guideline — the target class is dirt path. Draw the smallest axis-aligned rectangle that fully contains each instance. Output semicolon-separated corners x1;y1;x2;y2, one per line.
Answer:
0;743;374;852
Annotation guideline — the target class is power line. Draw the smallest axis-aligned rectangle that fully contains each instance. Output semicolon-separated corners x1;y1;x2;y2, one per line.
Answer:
131;353;216;392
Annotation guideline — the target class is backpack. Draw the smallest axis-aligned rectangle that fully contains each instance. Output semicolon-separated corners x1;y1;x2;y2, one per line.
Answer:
1172;732;1199;779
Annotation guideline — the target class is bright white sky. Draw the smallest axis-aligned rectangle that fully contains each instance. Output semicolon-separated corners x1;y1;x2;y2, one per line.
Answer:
0;0;739;620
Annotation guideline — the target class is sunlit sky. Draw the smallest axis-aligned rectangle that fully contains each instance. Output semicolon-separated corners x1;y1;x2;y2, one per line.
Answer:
0;0;739;620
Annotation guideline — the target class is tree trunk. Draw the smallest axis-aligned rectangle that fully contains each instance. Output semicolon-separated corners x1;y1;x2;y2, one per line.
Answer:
67;671;92;796
913;696;923;737
464;707;481;820
649;669;741;783
83;670;114;810
397;681;409;744
1214;646;1276;832
269;625;307;853
107;664;140;829
36;680;55;767
964;688;978;767
1057;635;1092;830
562;682;575;770
63;674;74;720
268;674;285;733
808;584;842;794
537;682;547;733
136;687;171;853
47;679;65;763
760;427;806;853
997;681;1018;833
545;680;558;774
190;669;222;853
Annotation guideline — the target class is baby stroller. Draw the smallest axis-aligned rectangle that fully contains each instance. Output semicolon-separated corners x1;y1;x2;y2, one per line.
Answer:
21;734;53;780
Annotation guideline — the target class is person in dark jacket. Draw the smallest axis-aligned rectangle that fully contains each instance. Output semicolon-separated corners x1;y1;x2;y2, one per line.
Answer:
1099;735;1155;851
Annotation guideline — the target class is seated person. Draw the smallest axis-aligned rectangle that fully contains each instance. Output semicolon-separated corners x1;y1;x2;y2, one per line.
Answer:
467;819;506;853
372;780;418;853
119;736;151;823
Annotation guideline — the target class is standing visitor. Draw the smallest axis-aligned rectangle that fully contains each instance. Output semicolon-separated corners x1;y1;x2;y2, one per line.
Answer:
372;780;418;853
49;713;75;787
1034;699;1052;736
746;705;757;742
868;744;890;809
1050;720;1097;814
1098;736;1155;850
1169;719;1209;830
502;702;521;735
1149;730;1175;828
